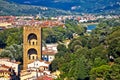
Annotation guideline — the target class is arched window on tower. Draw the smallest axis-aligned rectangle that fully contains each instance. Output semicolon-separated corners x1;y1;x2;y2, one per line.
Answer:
28;33;37;45
28;48;37;60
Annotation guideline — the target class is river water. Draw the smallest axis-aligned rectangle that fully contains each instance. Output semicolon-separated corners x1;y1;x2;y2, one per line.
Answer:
87;24;97;30
87;24;97;32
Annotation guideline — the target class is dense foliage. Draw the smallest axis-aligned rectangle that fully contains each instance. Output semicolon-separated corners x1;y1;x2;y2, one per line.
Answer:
51;18;120;80
42;20;85;43
0;0;72;16
0;27;23;47
0;27;23;62
0;0;120;16
9;0;120;15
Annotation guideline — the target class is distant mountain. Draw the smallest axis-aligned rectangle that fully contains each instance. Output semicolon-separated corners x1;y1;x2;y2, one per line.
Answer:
0;0;74;16
8;0;120;14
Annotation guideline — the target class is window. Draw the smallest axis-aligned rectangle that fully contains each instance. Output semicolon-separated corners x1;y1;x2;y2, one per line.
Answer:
29;55;30;60
33;42;34;45
33;56;34;60
50;57;52;59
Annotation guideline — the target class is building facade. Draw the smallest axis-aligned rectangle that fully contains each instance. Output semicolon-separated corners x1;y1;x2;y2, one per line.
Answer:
23;26;42;70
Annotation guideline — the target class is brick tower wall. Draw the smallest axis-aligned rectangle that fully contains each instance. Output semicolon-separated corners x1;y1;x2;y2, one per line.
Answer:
23;26;42;70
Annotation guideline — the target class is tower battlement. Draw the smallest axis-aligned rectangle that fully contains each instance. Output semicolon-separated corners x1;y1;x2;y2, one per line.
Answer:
24;25;41;30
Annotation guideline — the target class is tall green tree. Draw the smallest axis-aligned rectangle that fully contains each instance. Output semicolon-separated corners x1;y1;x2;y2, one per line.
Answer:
90;65;111;80
0;27;23;48
0;44;23;62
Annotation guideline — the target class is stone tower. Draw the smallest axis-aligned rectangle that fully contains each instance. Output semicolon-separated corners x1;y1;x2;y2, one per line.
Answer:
23;26;42;70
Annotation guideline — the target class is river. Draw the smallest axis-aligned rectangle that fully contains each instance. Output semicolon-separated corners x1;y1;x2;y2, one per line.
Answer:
87;24;97;32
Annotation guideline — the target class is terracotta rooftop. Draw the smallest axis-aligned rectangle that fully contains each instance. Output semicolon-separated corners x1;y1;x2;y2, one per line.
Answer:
0;70;11;74
37;75;54;80
44;61;50;64
42;50;57;55
0;64;11;69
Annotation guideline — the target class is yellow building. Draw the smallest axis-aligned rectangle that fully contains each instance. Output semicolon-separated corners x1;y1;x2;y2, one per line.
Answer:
0;22;12;28
0;70;11;80
0;65;12;80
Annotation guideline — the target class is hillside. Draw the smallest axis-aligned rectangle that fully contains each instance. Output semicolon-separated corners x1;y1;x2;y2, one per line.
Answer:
0;0;73;16
8;0;120;14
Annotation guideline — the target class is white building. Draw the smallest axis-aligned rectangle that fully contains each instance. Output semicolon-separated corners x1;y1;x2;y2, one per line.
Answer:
0;58;20;75
28;60;51;76
42;44;58;62
20;60;51;80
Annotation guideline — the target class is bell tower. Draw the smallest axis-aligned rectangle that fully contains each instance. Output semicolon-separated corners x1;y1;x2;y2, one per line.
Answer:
23;26;42;70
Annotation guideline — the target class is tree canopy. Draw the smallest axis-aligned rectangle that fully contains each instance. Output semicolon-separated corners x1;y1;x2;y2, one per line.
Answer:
51;18;120;80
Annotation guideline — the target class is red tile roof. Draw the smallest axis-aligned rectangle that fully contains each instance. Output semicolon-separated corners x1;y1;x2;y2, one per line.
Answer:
0;64;11;69
42;50;57;55
37;75;54;80
0;70;11;74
